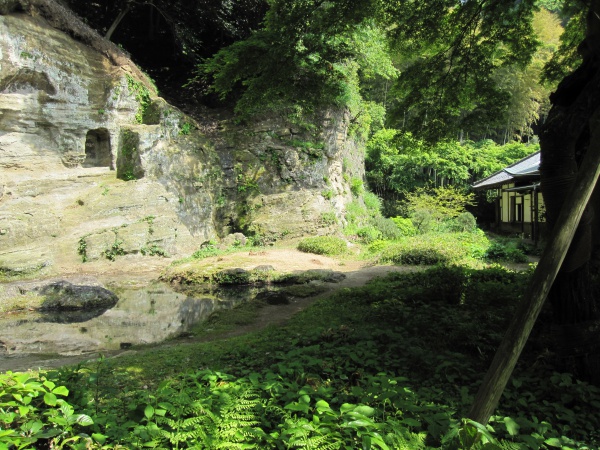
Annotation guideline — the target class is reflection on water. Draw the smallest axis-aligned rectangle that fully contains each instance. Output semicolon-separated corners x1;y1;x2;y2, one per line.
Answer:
0;281;255;358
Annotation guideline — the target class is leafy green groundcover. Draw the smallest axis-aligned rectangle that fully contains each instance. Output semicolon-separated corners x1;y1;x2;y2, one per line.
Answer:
2;266;599;449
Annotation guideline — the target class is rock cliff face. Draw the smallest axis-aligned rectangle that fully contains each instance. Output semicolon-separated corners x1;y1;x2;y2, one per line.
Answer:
0;11;363;278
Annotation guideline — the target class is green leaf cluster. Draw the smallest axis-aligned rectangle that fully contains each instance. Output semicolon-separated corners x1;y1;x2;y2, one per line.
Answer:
403;186;475;230
0;372;97;449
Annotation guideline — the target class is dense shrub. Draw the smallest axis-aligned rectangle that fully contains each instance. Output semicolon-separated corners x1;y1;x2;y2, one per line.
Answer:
411;209;435;233
448;211;477;232
380;242;451;265
363;191;382;215
297;236;347;256
391;216;418;236
356;226;382;243
486;240;528;263
367;239;390;253
378;232;490;266
371;216;404;240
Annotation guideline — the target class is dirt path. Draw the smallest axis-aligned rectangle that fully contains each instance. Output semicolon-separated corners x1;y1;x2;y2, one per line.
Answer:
1;249;414;373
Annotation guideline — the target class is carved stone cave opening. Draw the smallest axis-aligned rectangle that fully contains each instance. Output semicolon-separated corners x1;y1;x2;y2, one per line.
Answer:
83;129;112;168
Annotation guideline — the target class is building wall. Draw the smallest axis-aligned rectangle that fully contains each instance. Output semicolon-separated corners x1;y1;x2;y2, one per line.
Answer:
497;183;545;238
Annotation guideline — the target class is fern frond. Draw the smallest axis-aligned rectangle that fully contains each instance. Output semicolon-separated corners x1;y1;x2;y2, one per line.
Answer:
497;440;523;450
386;430;427;449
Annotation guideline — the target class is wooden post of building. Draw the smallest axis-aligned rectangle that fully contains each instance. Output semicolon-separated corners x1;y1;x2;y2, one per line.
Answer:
533;186;539;244
468;129;600;425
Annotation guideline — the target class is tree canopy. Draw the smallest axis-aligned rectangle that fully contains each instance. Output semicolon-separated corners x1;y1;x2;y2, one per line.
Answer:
196;0;565;142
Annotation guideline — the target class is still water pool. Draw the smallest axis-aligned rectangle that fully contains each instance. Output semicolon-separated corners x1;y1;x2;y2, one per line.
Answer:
0;277;259;370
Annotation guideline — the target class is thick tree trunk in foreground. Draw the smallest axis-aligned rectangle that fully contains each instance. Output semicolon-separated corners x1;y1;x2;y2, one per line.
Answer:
539;0;600;384
468;120;600;424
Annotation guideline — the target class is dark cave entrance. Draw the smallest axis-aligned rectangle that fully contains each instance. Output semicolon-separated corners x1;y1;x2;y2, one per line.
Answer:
83;129;113;168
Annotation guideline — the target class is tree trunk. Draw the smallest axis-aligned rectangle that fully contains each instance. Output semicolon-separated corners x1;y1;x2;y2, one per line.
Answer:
105;4;131;41
539;0;600;384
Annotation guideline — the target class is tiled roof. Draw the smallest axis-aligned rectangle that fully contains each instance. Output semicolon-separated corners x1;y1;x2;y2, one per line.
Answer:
472;151;540;190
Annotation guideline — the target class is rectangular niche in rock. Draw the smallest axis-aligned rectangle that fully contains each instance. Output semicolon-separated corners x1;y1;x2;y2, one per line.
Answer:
116;129;145;180
83;128;113;168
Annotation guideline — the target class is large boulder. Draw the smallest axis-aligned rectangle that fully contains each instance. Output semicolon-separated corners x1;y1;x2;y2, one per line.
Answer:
37;280;118;311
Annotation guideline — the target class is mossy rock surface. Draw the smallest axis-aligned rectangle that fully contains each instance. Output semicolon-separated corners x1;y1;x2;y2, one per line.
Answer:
37;281;119;311
163;259;345;288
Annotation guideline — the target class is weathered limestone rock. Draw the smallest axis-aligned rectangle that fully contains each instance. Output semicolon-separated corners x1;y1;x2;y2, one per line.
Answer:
0;10;364;277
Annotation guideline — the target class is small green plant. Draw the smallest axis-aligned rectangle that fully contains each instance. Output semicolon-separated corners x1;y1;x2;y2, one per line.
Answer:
103;239;125;261
117;130;141;181
191;241;221;259
290;138;324;151
141;244;168;257
342;157;350;173
141;215;155;234
321;189;335;200
126;74;152;124
297;235;347;256
236;174;260;193
320;211;338;225
265;149;284;170
180;122;193;135
111;85;121;101
350;177;364;197
77;237;88;262
237;180;259;193
20;51;34;59
98;109;106;115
